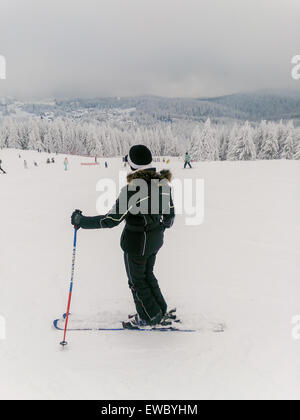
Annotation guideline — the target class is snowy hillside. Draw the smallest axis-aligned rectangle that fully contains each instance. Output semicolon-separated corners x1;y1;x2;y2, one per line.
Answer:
1;90;300;124
0;149;299;399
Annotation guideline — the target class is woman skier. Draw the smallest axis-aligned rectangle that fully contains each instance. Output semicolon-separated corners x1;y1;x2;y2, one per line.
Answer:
71;145;176;329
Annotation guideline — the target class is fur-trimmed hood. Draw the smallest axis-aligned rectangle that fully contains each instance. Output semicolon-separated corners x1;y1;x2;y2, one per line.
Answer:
127;168;172;184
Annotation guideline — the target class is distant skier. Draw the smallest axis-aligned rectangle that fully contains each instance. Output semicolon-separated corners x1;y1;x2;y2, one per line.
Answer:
64;157;69;171
184;152;192;169
47;158;51;164
0;159;7;174
24;160;28;169
105;161;108;168
71;145;176;330
51;158;55;164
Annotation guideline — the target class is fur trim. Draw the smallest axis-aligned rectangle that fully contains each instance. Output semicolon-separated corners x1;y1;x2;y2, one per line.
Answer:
127;169;172;184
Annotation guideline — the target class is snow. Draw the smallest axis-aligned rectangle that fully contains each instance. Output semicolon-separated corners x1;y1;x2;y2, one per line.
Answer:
0;149;299;400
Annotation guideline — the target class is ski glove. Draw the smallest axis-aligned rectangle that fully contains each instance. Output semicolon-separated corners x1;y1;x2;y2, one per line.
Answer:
71;209;83;228
71;209;102;229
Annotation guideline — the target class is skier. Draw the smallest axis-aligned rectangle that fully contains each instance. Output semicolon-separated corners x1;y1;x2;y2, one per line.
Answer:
0;159;7;174
71;145;176;330
105;161;108;168
64;157;69;171
24;160;28;169
184;152;192;169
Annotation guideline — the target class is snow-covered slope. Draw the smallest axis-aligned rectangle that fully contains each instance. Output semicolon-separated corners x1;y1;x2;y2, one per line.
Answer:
0;149;299;399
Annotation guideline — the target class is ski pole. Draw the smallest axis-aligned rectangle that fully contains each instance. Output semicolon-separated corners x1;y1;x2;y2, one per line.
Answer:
60;227;78;348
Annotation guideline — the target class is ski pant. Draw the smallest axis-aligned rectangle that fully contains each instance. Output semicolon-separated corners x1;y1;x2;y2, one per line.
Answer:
184;161;192;168
124;252;167;325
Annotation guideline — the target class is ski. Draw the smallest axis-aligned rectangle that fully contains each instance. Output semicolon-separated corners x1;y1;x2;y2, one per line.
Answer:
53;318;195;332
53;313;225;333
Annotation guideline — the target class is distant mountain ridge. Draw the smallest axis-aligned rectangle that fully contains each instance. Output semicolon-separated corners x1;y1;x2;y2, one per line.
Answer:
0;90;300;125
199;91;300;121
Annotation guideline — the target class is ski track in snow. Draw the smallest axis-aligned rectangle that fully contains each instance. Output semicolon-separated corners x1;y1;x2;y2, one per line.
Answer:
0;149;299;399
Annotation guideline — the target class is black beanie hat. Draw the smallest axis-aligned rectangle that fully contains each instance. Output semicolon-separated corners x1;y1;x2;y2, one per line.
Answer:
127;145;152;170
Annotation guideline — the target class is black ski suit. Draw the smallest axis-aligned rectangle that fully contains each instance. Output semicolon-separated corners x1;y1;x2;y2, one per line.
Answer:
78;168;175;325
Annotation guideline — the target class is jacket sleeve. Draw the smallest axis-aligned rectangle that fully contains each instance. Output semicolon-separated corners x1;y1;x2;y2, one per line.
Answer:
162;191;175;229
80;186;130;229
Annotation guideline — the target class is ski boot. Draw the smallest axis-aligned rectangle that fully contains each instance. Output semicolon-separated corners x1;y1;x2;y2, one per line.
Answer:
123;310;179;330
128;308;180;323
163;308;180;323
122;314;150;330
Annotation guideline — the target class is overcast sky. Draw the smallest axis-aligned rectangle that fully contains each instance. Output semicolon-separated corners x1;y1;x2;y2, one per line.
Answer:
0;0;299;99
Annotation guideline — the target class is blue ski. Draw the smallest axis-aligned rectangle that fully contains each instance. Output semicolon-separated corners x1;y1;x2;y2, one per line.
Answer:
53;317;195;332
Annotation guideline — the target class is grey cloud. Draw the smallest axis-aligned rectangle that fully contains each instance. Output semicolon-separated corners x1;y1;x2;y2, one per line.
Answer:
0;0;299;99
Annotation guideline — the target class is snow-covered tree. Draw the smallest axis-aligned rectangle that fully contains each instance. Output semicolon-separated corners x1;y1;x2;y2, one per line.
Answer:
280;122;295;159
294;128;300;159
281;133;295;159
258;122;279;160
227;121;256;161
1;115;299;162
190;119;219;161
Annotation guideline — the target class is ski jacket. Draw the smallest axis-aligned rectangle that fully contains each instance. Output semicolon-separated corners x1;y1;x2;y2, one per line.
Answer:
185;154;191;163
80;168;175;256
